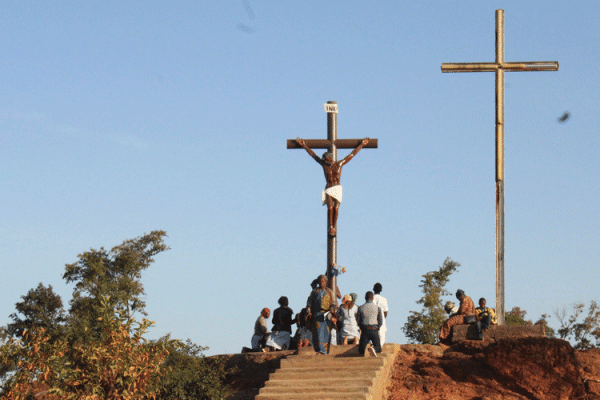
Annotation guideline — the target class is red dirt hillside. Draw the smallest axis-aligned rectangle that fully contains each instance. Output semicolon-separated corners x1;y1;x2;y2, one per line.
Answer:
221;338;600;400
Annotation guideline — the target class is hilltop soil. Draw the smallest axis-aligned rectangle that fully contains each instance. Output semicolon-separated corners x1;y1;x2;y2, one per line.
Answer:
218;339;600;400
389;338;599;400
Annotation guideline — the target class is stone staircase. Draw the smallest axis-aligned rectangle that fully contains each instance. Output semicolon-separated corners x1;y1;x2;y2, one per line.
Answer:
255;343;400;400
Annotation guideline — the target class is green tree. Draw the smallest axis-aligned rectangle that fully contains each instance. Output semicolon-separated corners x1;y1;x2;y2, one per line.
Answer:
505;307;555;337
555;301;600;349
154;337;229;400
1;231;228;399
3;283;66;343
0;303;176;400
63;230;169;341
504;306;531;326
402;258;460;344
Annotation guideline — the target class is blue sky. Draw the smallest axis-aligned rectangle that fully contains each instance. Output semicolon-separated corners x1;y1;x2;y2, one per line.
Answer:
1;1;598;355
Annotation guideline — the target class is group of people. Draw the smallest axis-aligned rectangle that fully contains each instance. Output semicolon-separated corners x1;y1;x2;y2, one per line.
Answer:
251;274;389;356
438;289;498;344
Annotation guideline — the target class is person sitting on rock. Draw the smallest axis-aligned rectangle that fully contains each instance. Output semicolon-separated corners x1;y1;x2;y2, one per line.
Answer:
251;308;271;352
475;297;497;339
438;289;476;344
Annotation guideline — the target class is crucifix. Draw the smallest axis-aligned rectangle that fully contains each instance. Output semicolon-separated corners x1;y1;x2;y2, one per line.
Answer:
287;101;378;292
441;9;558;325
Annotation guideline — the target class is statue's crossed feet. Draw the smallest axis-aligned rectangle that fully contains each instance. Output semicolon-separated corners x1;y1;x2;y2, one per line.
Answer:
329;226;337;236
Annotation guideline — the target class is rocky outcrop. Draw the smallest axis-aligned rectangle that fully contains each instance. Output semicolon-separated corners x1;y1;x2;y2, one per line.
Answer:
485;338;585;399
387;338;596;400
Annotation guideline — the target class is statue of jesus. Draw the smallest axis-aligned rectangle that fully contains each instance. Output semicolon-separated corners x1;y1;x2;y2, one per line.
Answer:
295;137;370;236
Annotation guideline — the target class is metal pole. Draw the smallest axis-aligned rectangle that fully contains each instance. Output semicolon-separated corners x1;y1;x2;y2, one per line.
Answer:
326;101;337;293
495;9;506;325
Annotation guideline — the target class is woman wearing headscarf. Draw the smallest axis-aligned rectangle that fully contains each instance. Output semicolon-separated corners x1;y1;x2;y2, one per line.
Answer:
307;274;337;354
265;296;295;350
438;289;476;343
337;294;360;345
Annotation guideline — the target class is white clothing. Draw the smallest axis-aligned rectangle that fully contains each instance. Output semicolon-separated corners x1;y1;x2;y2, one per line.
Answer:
373;294;388;345
265;331;291;350
448;306;459;318
322;185;342;205
330;328;337;346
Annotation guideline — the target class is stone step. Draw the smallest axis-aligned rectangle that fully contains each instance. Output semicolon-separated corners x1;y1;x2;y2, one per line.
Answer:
263;377;373;388
255;343;402;400
297;343;399;357
260;385;371;395
281;355;384;367
256;393;367;400
269;368;381;381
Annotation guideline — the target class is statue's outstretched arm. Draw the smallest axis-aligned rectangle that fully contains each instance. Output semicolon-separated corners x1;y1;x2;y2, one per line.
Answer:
296;137;323;165
339;138;369;167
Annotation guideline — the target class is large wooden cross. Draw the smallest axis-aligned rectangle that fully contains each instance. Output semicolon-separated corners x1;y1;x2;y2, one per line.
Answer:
287;101;378;292
442;9;558;324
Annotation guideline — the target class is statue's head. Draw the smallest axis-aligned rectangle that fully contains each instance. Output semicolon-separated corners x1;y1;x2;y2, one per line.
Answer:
322;152;333;164
261;307;270;318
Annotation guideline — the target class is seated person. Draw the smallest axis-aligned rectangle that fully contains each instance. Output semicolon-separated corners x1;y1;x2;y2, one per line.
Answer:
251;308;271;351
337;294;360;345
438;289;476;344
265;296;295;351
475;297;497;339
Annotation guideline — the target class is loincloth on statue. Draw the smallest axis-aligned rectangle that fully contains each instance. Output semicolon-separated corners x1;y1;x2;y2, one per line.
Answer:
322;185;342;205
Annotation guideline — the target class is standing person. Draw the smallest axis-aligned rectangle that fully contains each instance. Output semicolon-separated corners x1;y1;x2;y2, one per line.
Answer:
438;289;476;344
251;308;271;351
266;296;295;350
357;291;383;355
307;275;337;354
372;283;388;346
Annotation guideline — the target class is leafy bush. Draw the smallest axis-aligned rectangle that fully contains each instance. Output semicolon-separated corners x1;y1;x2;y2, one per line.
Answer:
0;309;174;399
402;258;460;344
155;337;228;400
556;301;600;349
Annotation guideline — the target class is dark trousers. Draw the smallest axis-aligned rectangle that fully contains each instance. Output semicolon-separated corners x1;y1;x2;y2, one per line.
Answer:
475;315;492;339
359;326;382;354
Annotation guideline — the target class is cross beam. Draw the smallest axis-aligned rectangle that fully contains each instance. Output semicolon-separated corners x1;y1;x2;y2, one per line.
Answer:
442;9;558;325
287;139;378;149
287;101;378;293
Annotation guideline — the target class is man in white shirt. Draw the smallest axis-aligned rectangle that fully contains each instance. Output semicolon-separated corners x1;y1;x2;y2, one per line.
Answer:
372;283;388;346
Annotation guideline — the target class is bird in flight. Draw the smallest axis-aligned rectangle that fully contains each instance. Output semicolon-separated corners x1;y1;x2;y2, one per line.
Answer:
558;111;570;123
